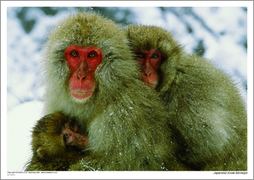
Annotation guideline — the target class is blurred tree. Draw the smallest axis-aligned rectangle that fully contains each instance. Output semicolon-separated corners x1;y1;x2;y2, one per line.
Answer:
16;7;36;33
39;7;58;16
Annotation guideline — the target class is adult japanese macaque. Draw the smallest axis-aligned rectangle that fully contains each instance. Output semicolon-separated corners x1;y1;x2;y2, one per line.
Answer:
25;12;184;171
125;25;247;171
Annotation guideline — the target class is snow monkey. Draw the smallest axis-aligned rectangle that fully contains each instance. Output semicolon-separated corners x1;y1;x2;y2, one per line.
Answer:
125;25;247;171
25;12;189;171
25;112;88;170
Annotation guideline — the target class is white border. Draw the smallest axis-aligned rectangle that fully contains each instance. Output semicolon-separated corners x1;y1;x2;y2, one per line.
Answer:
1;1;253;179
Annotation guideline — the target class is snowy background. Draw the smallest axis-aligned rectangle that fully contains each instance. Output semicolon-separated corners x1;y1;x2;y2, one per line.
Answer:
3;3;252;178
7;7;248;112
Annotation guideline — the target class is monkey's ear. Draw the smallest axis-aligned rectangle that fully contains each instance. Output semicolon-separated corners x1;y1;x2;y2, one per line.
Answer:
36;147;48;159
33;132;66;160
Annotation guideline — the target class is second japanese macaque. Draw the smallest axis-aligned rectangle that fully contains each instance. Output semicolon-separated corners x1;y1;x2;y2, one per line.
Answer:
125;25;247;171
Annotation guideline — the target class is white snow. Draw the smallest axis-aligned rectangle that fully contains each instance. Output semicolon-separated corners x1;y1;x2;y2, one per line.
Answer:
7;101;43;171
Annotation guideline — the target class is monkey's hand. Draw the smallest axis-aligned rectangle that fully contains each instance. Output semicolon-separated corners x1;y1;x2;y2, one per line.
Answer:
31;112;88;160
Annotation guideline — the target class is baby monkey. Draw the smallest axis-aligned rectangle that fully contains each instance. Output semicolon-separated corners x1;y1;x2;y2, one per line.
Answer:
62;119;88;150
25;112;88;171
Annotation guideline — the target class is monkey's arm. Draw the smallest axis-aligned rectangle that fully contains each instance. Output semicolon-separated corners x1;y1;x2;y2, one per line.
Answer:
170;57;247;170
25;112;86;171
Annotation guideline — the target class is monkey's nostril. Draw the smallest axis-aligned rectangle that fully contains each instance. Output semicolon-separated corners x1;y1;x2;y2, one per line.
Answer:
78;75;86;80
145;72;151;77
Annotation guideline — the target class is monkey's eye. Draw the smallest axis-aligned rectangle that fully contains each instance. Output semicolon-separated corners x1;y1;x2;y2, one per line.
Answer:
135;52;145;58
69;120;75;131
88;51;97;58
70;50;79;57
151;53;159;59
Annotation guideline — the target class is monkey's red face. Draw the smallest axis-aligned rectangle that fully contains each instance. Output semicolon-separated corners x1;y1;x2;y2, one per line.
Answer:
134;50;162;89
65;45;102;100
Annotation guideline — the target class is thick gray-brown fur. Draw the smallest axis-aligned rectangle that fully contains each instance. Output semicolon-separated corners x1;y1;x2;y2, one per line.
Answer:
125;25;247;171
26;12;186;171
